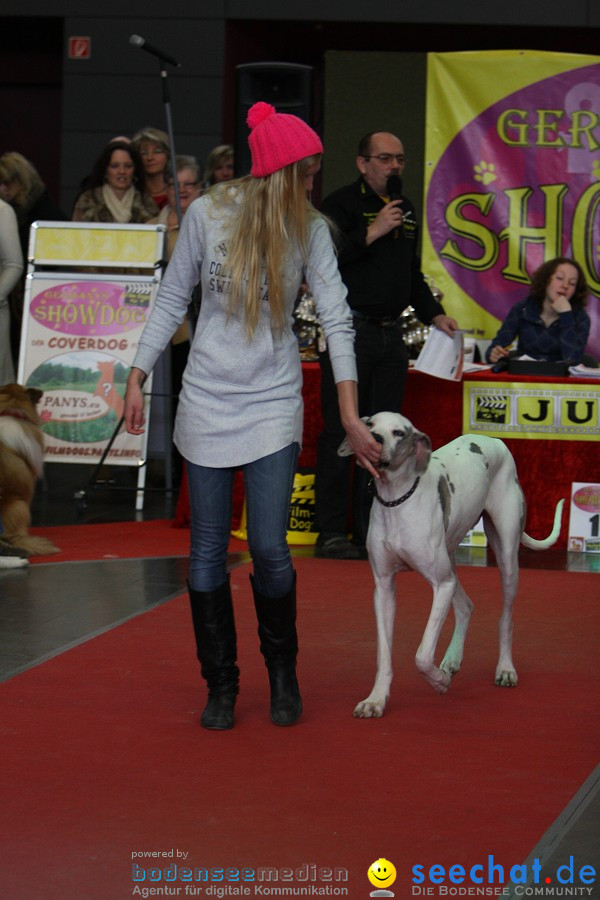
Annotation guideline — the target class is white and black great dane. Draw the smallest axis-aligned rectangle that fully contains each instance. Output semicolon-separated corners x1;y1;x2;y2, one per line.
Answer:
338;412;564;718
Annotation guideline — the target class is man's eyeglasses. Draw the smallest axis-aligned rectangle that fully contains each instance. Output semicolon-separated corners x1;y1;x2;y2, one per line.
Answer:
362;154;406;165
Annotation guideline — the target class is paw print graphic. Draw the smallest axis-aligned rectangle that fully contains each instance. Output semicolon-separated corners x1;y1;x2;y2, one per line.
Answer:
473;161;497;185
592;160;600;182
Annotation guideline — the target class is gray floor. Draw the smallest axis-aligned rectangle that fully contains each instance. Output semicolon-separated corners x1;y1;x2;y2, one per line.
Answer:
1;460;598;894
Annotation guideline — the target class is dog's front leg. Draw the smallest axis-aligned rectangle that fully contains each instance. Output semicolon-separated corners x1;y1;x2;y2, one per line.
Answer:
415;578;456;693
440;578;474;678
354;573;396;718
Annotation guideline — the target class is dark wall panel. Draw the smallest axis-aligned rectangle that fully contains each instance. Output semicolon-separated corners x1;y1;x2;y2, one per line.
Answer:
322;51;427;222
0;17;63;203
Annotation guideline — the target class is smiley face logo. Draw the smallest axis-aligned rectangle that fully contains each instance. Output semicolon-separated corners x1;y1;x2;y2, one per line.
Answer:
367;857;397;889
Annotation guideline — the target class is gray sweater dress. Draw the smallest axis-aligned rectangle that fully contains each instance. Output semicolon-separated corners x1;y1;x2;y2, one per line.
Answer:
132;192;357;468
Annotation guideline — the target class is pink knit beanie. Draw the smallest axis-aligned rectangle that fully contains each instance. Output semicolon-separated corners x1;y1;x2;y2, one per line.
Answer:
247;101;323;177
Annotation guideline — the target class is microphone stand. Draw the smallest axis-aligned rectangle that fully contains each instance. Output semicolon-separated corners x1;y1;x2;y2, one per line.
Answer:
147;57;183;495
158;60;182;225
155;61;201;342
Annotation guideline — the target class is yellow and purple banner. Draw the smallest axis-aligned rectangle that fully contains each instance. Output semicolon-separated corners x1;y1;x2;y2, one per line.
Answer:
423;50;600;361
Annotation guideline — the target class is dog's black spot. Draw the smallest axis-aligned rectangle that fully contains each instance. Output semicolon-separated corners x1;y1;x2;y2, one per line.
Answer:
519;489;527;534
437;476;451;531
469;442;483;455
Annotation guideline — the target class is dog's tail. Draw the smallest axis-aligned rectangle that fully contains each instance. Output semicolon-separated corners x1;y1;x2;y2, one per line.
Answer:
520;498;565;550
9;534;60;557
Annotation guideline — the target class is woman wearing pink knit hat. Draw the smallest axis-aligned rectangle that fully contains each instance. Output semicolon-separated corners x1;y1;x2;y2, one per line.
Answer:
124;102;381;730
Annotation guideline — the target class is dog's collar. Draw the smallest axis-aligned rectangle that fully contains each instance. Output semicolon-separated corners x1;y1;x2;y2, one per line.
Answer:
0;409;30;421
369;475;420;507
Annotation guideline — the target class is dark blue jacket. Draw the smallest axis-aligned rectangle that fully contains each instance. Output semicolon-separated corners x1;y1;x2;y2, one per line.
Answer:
486;295;591;364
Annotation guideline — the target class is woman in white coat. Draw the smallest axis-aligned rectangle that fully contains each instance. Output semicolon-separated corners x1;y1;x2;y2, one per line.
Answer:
0;198;23;383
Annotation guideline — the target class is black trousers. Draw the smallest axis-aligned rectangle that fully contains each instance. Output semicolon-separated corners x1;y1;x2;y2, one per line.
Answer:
314;317;409;543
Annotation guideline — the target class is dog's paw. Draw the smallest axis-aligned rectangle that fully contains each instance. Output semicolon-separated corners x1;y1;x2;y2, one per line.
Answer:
425;669;452;693
495;669;518;687
440;656;461;678
417;660;451;693
353;699;385;718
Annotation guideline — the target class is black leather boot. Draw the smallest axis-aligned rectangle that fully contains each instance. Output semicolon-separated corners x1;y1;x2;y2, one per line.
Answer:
250;572;302;726
188;579;239;730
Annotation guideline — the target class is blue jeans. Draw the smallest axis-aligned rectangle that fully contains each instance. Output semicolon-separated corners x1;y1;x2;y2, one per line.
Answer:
186;443;299;597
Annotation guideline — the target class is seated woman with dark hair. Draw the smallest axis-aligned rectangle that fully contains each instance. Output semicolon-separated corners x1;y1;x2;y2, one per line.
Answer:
72;141;158;223
486;257;592;366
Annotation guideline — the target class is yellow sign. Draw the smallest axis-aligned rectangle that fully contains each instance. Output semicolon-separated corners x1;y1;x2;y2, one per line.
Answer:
231;473;318;545
29;222;166;267
463;380;599;440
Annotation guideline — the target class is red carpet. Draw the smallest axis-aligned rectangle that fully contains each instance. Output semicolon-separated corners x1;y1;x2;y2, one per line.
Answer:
0;560;598;898
29;520;249;563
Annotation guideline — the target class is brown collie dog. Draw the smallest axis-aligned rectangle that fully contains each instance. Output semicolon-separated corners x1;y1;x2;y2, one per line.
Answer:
0;383;59;556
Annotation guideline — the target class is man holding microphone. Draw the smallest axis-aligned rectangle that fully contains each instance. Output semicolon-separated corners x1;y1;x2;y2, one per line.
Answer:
314;131;458;559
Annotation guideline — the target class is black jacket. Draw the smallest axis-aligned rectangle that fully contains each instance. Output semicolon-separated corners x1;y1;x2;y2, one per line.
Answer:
320;177;442;322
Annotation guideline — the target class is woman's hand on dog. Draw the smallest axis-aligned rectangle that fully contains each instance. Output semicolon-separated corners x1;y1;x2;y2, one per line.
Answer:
343;418;382;479
124;368;147;434
336;380;382;478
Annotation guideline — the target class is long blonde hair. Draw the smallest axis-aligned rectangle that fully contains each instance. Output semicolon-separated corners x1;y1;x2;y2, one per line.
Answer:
210;155;321;339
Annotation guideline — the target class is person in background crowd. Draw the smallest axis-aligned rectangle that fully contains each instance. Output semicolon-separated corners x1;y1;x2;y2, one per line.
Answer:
123;102;381;731
202;144;234;191
0;151;68;367
314;131;458;559
132;126;171;210
72;141;158;224
0;198;23;382
486;257;592;367
150;155;202;485
153;155;202;257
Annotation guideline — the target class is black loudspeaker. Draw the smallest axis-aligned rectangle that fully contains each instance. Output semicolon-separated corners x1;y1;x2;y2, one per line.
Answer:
235;62;314;177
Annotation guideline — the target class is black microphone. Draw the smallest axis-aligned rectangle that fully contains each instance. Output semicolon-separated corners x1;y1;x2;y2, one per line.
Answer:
129;34;181;68
386;175;403;238
386;174;403;200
